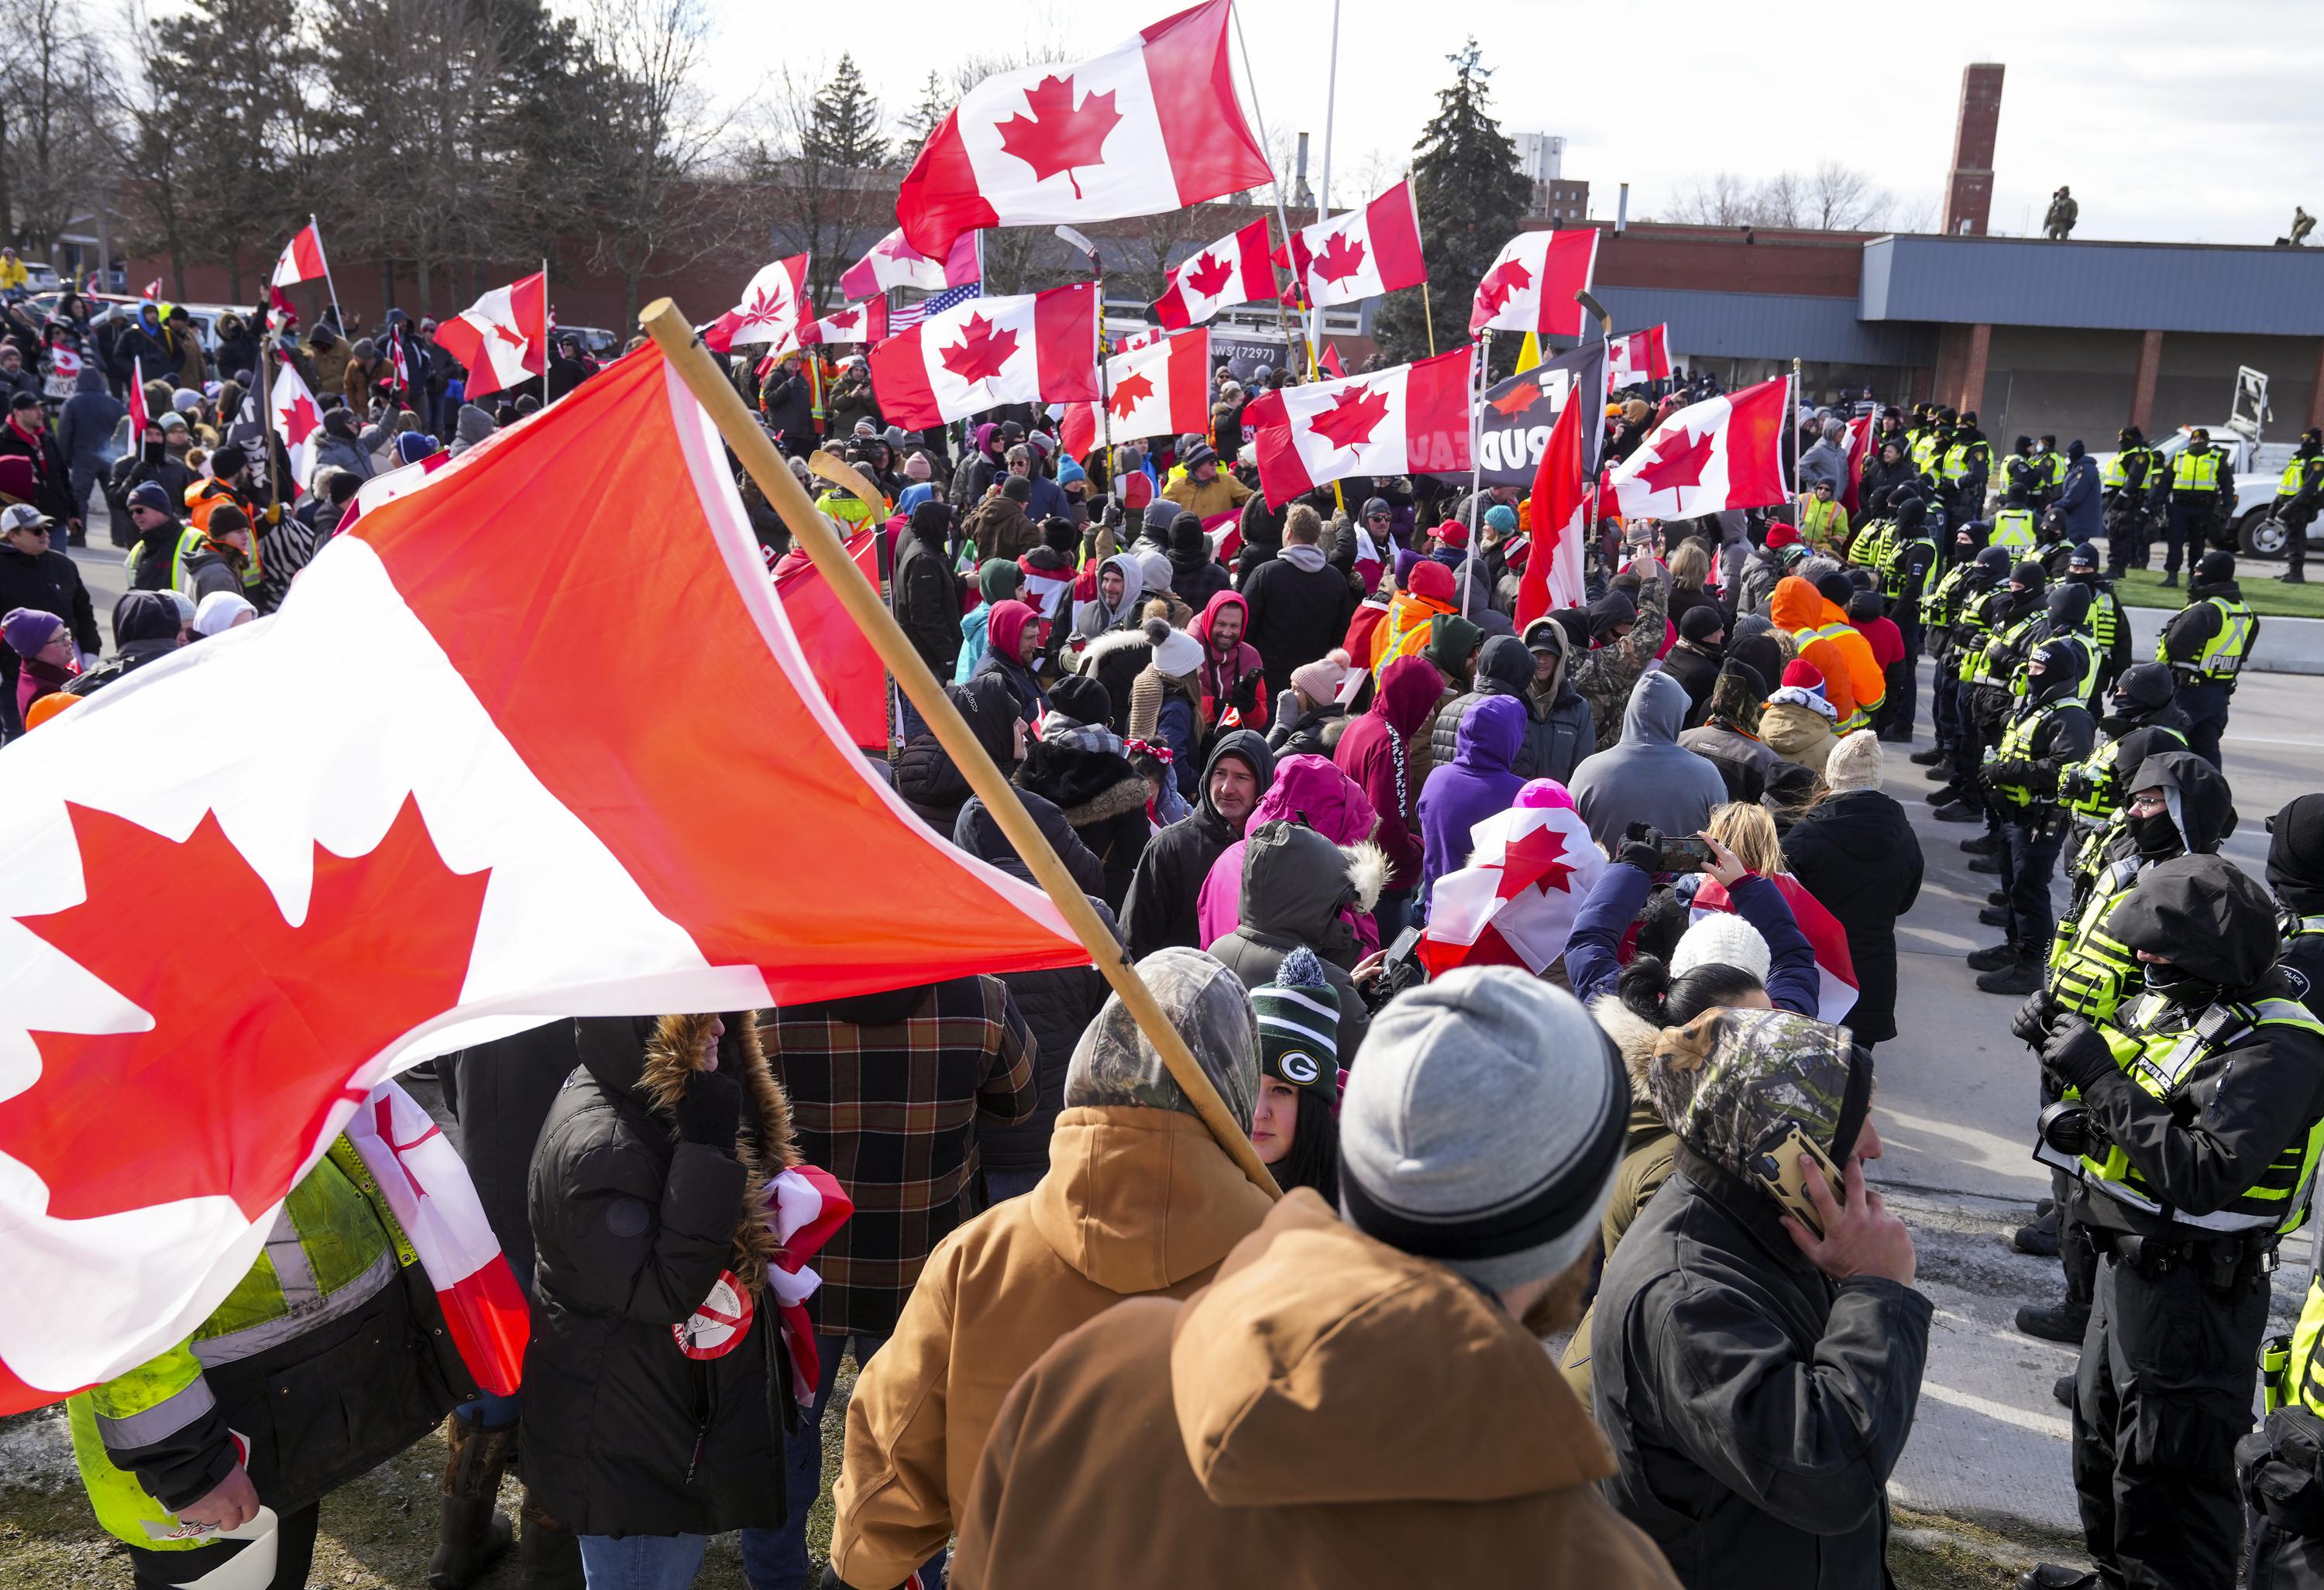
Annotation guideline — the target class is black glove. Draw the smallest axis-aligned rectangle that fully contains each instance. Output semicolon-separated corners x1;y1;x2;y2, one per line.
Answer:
1230;668;1263;713
674;1065;744;1152
2041;1015;2119;1094
1616;826;1663;873
2012;987;2058;1047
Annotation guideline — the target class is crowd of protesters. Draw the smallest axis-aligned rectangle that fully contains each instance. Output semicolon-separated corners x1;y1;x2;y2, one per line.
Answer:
14;260;2324;1590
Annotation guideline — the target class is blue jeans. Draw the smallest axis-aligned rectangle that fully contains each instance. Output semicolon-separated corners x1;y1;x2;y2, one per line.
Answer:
456;1386;521;1430
579;1531;707;1589
739;1334;947;1590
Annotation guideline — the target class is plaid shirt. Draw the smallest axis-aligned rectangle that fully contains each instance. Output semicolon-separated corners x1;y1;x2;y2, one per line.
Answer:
767;975;1037;1337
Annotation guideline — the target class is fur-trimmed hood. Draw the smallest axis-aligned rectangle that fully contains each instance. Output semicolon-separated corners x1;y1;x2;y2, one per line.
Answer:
1016;732;1149;826
1590;993;1673;1155
1239;821;1385;948
1076;625;1153;673
627;1012;799;1291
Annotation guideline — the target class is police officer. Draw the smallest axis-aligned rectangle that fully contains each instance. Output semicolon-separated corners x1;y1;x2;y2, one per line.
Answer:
2061;543;2129;697
2158;548;2258;770
1911;405;1951;479
64;1140;475;1588
2103;426;2163;579
2271;795;2324;1009
2016;856;2324;1590
2006;434;2044;501
2031;506;2077;578
1938;561;2054;826
1943;410;1996;526
1989;485;2040;555
2158;427;2234;588
2271;428;2323;583
2033;434;2067;509
2008;754;2234;1368
1878;496;1938;742
1968;634;2098;995
1915;524;2001;775
2058;662;2192;900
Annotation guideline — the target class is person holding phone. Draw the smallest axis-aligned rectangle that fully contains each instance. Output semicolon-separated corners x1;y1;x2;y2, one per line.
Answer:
1590;1008;1929;1589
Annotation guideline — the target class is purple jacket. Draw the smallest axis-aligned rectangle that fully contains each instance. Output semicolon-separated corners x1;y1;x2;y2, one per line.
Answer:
1416;694;1528;915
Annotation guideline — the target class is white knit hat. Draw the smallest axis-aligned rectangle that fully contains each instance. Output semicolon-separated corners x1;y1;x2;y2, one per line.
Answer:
1825;729;1884;793
1670;913;1772;984
1144;616;1202;678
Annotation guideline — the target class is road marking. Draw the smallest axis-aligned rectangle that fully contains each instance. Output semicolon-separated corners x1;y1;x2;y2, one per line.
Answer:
1920;1380;2073;1441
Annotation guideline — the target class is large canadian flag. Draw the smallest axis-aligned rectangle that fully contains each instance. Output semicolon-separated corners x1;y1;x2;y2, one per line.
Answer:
270;220;328;289
1604;376;1793;520
894;0;1272;258
1152;216;1274;329
1418;798;1606;977
1470;228;1600;337
1058;326;1209;459
868;281;1098;430
801;299;890;348
270;359;323;493
1282;181;1426;310
838;227;982;300
1515;343;1605;627
703;255;812;356
1248;347;1472;506
433;271;548;400
0;342;1085;1414
1605;323;1672;389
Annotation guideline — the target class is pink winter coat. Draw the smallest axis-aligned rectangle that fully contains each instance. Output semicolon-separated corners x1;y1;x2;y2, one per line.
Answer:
1197;754;1383;953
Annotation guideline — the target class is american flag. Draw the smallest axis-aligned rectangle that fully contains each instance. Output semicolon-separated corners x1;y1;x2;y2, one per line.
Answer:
890;280;982;332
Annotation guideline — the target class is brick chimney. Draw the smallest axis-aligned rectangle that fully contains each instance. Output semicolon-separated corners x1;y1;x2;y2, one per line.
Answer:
1941;64;2004;235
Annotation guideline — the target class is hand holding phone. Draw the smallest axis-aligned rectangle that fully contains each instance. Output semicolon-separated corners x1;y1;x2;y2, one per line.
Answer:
1764;1128;1917;1286
1654;836;1715;874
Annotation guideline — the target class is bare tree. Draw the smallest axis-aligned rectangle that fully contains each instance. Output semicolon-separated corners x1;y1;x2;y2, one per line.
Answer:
1751;170;1804;228
1660;166;1896;232
1807;161;1893;230
741;60;895;308
0;0;120;260
1663;172;1753;227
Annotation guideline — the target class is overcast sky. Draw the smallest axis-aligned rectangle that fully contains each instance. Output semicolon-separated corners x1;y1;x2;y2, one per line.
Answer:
700;0;2324;247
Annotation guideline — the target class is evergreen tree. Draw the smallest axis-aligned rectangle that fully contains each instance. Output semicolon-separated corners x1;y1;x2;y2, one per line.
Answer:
900;68;947;149
803;53;886;170
1370;39;1530;369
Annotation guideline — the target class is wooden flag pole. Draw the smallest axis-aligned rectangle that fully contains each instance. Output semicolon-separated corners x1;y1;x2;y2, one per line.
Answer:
541;257;552;413
1412;168;1437;359
640;297;1281;1200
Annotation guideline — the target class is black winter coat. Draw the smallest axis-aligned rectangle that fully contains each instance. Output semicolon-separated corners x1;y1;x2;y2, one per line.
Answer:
1594;1146;1932;1590
1679;721;1816;812
1780;790;1923;1045
1239;549;1356;696
1013;734;1151;910
895;733;975;836
1120;729;1274;958
1661;641;1724;729
761;369;815;448
523;1016;793;1538
0;540;99;734
1427;634;1593;784
891;525;963;683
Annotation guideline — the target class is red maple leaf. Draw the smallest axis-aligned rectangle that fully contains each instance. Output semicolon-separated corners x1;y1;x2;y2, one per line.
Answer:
277;392;321;448
1306;383;1391;452
827;308;861;331
1475;256;1533;319
1108;369;1155;420
1497;824;1577;901
939;314;1020;384
0;797;491;1222
1633;424;1718;496
1184;252;1234;300
1312;230;1369;285
490;319;528;349
995;73;1122;200
1488;379;1542;418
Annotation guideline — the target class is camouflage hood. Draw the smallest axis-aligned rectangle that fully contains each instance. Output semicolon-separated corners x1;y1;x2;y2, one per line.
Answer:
1644;1007;1870;1181
1065;946;1259;1128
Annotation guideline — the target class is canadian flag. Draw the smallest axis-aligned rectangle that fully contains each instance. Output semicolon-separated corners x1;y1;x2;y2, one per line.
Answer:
703;255;812;356
894;0;1272;259
868;281;1098;431
1841;413;1875;514
838;227;981;301
433;271;548;400
1470;228;1600;337
270;221;328;290
0;342;1085;1414
800;299;890;348
1318;344;1346;378
1604;376;1792;520
1418;796;1607;977
1058;326;1209;459
1604;323;1672;389
1281;181;1426;310
1693;874;1859;1023
1116;326;1166;354
271;358;323;493
1515;342;1605;627
1152;216;1274;329
125;357;148;438
775;525;888;751
141;276;163;303
1247;347;1472;507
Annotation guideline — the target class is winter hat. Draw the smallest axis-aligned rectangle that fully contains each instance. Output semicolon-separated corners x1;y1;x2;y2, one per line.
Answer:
2198;549;2236;585
1824;729;1884;793
1391;548;1422;588
999;473;1032;503
976;558;1023;604
1764;523;1800;551
1844;589;1882;626
1779;658;1824;693
206;503;250;536
1;608;64;658
1180;441;1218;470
1361;496;1392;520
2068;542;2099;570
170;388;202;414
1670;913;1772;984
1679;605;1724;644
323;407;357;440
155;411;188;433
209;441;248;477
395;431;437;464
1253;945;1342;1101
1406;559;1455;605
1145;615;1202;678
1646;1007;1868;1176
1066;946;1259;1128
909;500;951;543
903;452;933;481
1289;647;1355;704
192;590;256;636
1338;967;1628;1295
1046;672;1110;727
1483;503;1518;534
1812;571;1854;608
1425;612;1484;678
1056;458;1086;486
2010;560;2046;589
125;481;174;514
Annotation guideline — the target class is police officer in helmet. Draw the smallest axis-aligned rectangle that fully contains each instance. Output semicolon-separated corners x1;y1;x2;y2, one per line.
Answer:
2017;856;2324;1590
2157;548;2259;771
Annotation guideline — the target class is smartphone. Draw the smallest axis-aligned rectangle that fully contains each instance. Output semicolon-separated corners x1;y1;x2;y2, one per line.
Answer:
1380;924;1424;980
1655;837;1715;874
1750;1123;1847;1238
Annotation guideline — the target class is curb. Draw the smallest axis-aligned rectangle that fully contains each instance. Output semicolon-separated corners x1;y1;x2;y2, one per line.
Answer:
2126;605;2324;675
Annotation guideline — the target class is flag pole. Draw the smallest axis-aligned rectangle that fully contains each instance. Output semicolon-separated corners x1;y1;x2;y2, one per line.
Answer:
1462;330;1488;617
638;296;1281;1200
541;257;552;412
1413;167;1436;359
1790;357;1803;515
1229;3;1312;381
313;215;345;335
1310;0;1339;373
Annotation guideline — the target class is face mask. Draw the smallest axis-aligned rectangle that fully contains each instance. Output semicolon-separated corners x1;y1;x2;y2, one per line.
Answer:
2130;809;2182;861
2141;963;2219;1008
142;441;162;462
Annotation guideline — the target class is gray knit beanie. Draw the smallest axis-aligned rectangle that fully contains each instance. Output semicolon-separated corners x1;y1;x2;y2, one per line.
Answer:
1337;967;1628;1296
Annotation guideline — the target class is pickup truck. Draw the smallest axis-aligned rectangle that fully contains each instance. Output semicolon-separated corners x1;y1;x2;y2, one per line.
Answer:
2089;425;2303;558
